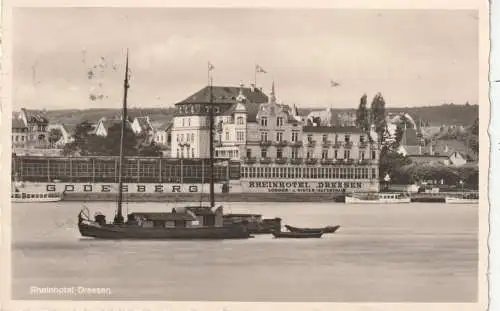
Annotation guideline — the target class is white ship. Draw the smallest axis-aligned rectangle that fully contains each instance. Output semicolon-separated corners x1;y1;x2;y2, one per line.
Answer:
344;192;411;204
11;182;63;203
444;192;479;204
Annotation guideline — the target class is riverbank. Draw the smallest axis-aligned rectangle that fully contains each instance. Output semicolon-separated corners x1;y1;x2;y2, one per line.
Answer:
58;192;454;203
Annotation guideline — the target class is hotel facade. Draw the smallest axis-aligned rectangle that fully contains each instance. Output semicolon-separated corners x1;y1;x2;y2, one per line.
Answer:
171;83;380;193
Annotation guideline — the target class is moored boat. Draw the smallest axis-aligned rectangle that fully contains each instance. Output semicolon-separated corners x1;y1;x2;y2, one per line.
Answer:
445;192;479;204
284;224;340;234
344;192;411;204
222;213;282;234
11;191;62;203
271;230;323;239
77;52;251;240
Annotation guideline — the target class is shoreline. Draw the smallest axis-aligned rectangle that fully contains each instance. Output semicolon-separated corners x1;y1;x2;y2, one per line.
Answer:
57;193;448;203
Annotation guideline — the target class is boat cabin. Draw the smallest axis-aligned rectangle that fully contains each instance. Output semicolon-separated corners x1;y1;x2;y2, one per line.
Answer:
127;209;200;228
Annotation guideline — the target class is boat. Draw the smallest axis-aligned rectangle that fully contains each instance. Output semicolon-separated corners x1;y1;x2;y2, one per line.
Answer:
284;224;340;234
222;213;282;234
445;192;479;204
11;191;62;203
11;183;63;203
344;192;411;204
77;52;250;240
271;230;323;239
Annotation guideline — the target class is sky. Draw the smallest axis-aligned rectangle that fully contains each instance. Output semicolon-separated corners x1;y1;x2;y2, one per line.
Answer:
12;8;479;110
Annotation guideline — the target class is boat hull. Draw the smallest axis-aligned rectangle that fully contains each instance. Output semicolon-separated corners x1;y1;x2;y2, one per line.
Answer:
271;231;323;239
78;221;251;240
344;196;411;204
11;192;63;203
285;225;340;234
445;197;479;204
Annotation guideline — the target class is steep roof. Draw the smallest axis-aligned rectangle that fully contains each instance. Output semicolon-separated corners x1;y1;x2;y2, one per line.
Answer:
433;139;477;160
178;86;268;105
12;118;27;129
22;108;49;124
134;116;153;131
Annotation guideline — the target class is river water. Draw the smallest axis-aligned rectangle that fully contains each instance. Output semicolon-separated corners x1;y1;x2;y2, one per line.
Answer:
11;201;477;302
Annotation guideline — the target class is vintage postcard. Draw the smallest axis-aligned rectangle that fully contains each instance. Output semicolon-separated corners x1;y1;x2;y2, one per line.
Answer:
0;0;491;310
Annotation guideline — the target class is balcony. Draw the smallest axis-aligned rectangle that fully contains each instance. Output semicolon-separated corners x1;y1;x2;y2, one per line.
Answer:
260;157;272;164
290;158;303;165
275;157;288;165
214;142;223;147
306;141;316;148
274;140;288;147
359;159;370;165
336;159;345;164
344;141;353;148
346;159;355;164
359;141;369;148
290;141;303;147
321;140;332;147
244;157;257;164
305;158;318;165
320;158;334;165
260;140;272;147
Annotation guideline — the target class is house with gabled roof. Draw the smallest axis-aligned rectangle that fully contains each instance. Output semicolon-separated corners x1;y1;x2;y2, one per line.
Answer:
131;116;155;143
94;116;133;137
13;108;50;147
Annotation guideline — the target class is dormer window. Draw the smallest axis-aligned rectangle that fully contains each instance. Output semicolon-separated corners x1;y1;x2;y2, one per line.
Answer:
237;116;244;125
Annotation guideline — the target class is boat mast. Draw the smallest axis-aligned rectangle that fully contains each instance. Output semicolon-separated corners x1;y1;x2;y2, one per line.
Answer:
114;49;130;224
209;81;215;208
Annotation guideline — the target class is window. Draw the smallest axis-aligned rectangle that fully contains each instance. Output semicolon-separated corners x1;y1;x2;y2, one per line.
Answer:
261;149;267;158
307;134;313;142
344;135;350;143
277;117;283;127
276;132;283;142
322;150;328;159
322;134;328;143
225;131;229;141
277;148;283;159
344;150;350;159
188;118;191;126
334;150;338;159
180;134;184;141
306;151;311;159
186;147;190;158
360;152;365;160
237;131;245;141
371;150;377;160
182;118;185;127
261;132;268;142
260;117;268;127
192;148;195;158
292;132;299;142
191;133;194;142
186;134;190;142
291;148;298;159
360;135;365;143
246;149;252;158
237;116;244;125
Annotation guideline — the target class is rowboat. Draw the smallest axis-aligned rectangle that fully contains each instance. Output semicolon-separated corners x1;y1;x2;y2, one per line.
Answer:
284;224;340;234
271;230;323;239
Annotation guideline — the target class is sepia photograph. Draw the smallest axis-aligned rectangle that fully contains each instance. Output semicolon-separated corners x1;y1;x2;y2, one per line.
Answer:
1;3;490;310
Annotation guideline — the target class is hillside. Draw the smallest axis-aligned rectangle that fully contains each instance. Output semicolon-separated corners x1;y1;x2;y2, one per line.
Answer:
16;103;478;130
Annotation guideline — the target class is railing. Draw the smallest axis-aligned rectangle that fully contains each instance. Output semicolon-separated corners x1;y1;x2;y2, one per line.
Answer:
333;142;342;148
275;157;288;165
305;158;318;165
344;141;353;148
260;157;272;164
306;141;316;147
359;142;369;148
320;158;334;165
290;141;303;147
274;140;288;147
244;157;257;164
260;140;272;147
321;140;332;147
290;158;303;165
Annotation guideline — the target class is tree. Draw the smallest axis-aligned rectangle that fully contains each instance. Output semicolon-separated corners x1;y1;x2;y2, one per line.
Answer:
48;128;63;144
370;93;387;145
138;141;163;157
356;93;370;132
62;121;95;156
378;149;412;183
103;123;140;156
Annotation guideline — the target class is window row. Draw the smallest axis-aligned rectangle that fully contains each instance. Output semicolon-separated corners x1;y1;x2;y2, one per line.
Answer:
241;166;378;180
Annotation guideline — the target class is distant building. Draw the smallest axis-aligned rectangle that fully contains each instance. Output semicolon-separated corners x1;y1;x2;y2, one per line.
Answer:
131;116;155;143
335;111;357;127
12;108;49;148
94;117;133;137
